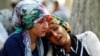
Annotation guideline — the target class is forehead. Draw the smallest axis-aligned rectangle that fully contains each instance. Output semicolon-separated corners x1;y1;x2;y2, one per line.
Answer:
49;23;57;26
49;23;59;29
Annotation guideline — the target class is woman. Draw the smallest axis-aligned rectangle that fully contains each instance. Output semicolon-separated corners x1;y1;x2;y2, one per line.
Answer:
0;0;50;56
46;16;100;56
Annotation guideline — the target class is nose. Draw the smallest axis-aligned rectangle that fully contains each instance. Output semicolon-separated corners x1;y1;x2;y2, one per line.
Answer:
52;31;57;37
43;21;49;29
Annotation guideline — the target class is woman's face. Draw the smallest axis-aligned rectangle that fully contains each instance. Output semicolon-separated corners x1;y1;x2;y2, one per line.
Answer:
29;16;49;37
47;24;70;46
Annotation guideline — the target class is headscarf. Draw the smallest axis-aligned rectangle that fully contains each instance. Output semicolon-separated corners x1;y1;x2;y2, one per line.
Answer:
12;0;50;33
47;16;71;32
12;0;50;56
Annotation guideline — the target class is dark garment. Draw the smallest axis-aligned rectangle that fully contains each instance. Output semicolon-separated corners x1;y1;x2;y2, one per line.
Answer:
0;33;48;56
32;47;39;56
0;33;25;56
52;33;90;56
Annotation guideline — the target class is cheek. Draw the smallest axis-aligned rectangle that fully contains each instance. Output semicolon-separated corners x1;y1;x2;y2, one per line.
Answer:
35;25;42;31
57;27;64;34
32;26;42;34
36;29;41;33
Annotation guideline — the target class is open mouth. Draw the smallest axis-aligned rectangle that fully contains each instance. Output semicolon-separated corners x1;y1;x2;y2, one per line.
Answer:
57;36;63;41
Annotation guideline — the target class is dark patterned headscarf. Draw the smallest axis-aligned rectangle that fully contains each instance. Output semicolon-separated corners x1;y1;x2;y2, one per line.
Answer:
47;15;71;32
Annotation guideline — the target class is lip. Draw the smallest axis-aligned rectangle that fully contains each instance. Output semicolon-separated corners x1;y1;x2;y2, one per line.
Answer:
57;36;63;41
42;31;46;34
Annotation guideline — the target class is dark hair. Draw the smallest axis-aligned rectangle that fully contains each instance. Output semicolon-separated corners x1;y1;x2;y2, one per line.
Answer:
11;3;17;8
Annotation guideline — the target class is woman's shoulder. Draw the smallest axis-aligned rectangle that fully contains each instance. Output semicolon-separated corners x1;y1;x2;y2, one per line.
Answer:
4;33;23;47
0;33;25;56
8;33;22;41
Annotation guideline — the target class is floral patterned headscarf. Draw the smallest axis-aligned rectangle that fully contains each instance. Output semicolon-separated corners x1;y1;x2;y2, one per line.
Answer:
47;16;71;32
12;0;50;33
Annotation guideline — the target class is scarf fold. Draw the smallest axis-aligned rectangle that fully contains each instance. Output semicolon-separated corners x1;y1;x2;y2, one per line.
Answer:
22;30;44;56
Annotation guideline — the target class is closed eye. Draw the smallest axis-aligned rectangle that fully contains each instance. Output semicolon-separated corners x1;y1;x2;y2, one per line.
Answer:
38;19;44;23
51;25;58;31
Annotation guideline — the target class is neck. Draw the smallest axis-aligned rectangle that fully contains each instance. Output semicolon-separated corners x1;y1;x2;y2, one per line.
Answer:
28;30;37;44
28;30;38;51
63;33;71;53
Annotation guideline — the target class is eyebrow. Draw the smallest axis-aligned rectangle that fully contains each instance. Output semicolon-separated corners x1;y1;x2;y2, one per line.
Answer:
50;25;58;29
39;16;47;21
39;15;47;19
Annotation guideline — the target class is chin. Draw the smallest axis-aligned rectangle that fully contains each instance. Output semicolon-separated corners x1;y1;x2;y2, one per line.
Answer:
39;34;46;37
58;41;67;46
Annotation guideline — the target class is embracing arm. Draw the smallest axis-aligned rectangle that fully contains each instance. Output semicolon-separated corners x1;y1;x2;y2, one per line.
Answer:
85;31;100;56
76;31;100;56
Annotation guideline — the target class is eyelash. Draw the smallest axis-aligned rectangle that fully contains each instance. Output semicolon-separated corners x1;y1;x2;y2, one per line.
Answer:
38;20;44;23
